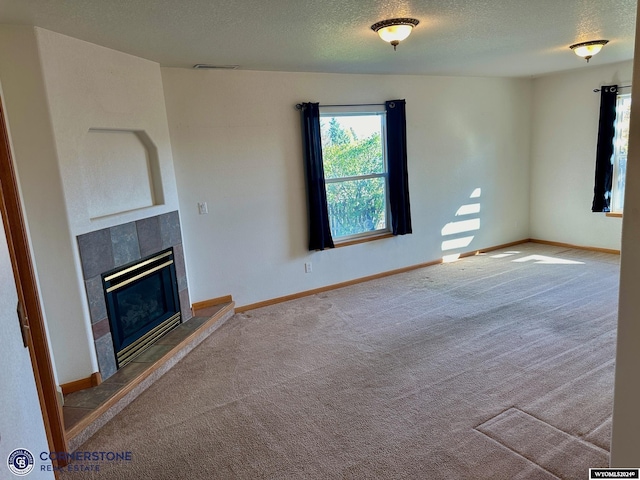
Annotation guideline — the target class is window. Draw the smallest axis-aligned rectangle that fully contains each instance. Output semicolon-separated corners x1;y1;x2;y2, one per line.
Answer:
300;100;411;251
319;111;388;240
593;85;631;214
610;93;631;213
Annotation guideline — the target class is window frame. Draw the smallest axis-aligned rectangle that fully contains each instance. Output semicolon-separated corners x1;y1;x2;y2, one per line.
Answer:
319;107;391;243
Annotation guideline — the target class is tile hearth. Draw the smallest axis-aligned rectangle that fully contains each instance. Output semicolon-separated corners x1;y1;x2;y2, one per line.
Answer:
63;302;234;452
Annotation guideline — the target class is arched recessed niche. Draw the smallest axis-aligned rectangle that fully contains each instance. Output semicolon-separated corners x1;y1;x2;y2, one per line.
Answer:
79;129;164;219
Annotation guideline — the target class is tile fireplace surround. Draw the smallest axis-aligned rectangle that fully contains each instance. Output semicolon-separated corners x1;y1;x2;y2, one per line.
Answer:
77;211;192;381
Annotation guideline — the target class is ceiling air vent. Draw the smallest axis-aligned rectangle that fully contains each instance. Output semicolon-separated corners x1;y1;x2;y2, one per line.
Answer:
193;64;240;70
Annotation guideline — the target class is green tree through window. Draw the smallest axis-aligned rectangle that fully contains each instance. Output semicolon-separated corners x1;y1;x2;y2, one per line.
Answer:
320;113;388;239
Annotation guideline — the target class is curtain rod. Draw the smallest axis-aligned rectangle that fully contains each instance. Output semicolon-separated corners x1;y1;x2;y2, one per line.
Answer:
295;102;385;110
593;85;632;92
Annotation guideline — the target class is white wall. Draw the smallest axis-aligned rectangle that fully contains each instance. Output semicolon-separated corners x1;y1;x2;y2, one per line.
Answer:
611;9;640;465
0;26;181;384
0;92;53;478
530;61;632;250
36;28;180;236
0;25;72;385
162;68;532;307
0;216;53;480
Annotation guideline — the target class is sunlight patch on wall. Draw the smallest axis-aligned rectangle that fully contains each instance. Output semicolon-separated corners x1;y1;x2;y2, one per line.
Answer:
441;188;482;262
442;236;475;251
456;203;481;216
441;218;481;236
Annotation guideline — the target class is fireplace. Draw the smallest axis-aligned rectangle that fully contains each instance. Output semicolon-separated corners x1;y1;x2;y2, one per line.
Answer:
77;211;191;380
102;247;181;368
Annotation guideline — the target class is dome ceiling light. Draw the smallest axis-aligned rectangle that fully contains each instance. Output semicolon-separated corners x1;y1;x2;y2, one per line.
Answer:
569;40;609;63
371;18;419;51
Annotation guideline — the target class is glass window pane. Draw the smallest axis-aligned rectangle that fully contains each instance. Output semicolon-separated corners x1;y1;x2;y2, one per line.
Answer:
320;114;384;179
612;94;631;212
326;178;387;238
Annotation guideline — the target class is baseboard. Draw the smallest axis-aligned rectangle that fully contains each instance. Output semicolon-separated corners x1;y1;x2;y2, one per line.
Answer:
192;295;233;314
529;238;620;255
234;261;434;313
234;237;619;313
60;372;102;396
459;239;531;258
235;239;531;313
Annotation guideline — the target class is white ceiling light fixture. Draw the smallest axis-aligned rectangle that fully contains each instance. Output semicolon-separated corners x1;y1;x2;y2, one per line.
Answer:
569;40;609;63
371;18;419;51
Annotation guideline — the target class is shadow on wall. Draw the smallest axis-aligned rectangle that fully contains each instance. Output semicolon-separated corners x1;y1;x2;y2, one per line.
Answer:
441;188;482;262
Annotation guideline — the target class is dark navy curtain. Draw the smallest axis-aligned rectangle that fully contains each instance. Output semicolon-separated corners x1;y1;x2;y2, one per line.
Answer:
301;103;334;250
386;100;412;235
592;85;618;212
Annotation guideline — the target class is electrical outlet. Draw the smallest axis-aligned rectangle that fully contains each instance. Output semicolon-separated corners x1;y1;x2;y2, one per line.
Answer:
198;202;208;215
304;262;312;273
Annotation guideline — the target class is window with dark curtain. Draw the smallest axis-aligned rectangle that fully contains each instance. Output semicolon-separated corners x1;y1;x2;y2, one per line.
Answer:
386;100;413;235
300;102;334;250
301;99;412;250
592;85;618;212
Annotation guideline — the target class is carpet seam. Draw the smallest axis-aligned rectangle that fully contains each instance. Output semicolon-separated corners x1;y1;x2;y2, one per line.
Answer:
475;406;610;459
524;359;615;422
583;416;612;441
471;425;562;479
510;407;611;455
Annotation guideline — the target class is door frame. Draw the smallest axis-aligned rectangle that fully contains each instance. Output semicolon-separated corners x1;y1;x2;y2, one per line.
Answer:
0;95;68;468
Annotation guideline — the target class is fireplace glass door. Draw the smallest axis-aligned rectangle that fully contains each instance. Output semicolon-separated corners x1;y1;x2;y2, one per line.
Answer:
103;248;181;367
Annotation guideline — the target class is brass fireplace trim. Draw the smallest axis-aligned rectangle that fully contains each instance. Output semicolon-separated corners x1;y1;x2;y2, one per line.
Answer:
105;259;173;293
117;312;181;367
104;250;173;282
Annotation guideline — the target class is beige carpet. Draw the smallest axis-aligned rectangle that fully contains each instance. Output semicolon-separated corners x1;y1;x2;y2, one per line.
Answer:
63;243;620;479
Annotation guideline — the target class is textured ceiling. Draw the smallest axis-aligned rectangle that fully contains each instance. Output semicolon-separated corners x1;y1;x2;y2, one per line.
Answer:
0;0;636;77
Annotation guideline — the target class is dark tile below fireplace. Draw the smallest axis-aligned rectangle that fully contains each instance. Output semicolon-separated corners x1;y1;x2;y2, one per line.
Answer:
63;302;234;452
64;383;123;410
131;344;175;363
102;362;148;385
63;407;94;432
